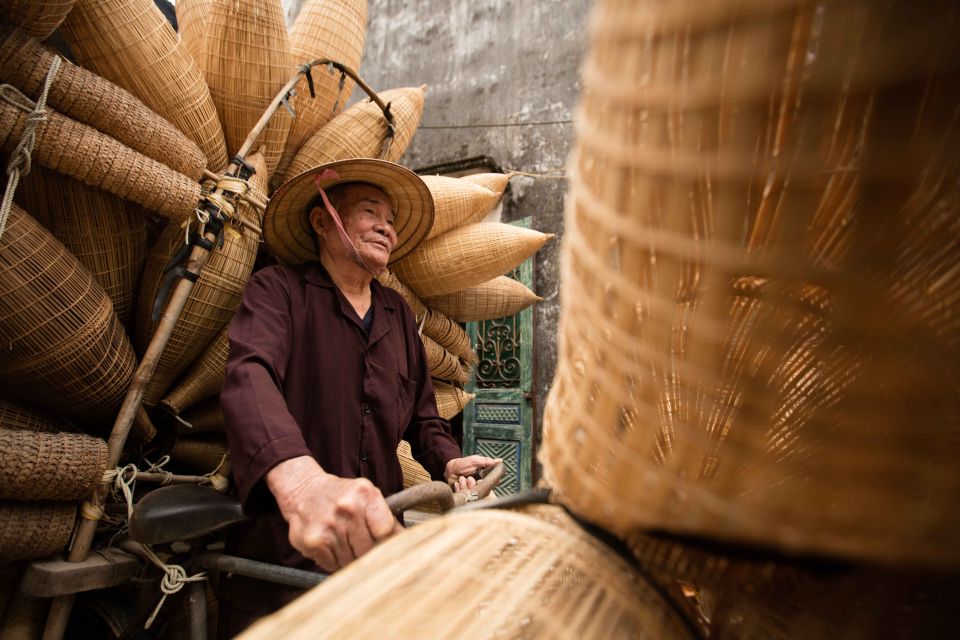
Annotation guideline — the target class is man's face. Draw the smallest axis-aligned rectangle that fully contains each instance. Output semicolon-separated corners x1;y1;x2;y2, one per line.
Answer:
311;183;398;271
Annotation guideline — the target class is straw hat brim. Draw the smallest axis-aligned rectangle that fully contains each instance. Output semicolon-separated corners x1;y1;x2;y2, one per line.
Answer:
263;159;434;265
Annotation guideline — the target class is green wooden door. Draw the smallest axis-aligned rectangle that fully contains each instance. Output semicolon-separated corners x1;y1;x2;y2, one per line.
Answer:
463;217;535;495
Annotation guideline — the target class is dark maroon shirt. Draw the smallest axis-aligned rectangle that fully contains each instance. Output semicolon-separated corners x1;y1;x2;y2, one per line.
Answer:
219;261;461;612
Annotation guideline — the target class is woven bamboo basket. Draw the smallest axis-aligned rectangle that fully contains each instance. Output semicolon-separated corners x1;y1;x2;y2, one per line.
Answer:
284;86;426;181
540;0;960;566
0;0;75;40
420;175;499;239
60;0;228;170
0;428;106;501
420;308;476;364
0;101;201;222
461;172;511;199
421;335;469;385
15;167;147;326
392;223;553;299
423;276;542;322
176;398;225;436
175;0;211;70
170;435;229;474
161;324;229;416
0;585;49;639
276;0;368;185
0;501;75;562
0;25;207;179
203;0;292;178
238;509;695;640
135;151;267;406
432;380;475;420
0;205;136;430
0;394;74;434
375;269;427;317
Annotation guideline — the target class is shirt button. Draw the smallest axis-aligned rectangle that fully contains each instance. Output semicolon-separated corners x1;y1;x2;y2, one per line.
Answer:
361;452;369;462
362;403;372;415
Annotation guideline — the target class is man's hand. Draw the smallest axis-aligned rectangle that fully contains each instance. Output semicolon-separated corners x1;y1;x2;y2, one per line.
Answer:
444;455;502;491
266;456;402;573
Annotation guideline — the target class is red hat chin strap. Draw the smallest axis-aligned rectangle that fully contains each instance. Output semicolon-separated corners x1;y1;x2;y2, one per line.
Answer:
313;171;384;277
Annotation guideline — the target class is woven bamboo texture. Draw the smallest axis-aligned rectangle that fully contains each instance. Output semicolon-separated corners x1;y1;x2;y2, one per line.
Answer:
238;509;695;640
276;0;368;184
61;0;228;170
461;172;511;198
392;223;553;298
0;0;75;40
420;175;499;239
171;435;229;474
0;101;201;221
424;276;542;322
0;585;49;640
421;309;476;364
203;0;292;178
135;151;267;406
0;395;74;434
0;428;106;501
176;398;225;436
0;205;136;430
15;167;147;326
175;0;211;70
161;324;229;416
0;501;75;562
540;0;960;566
375;269;426;318
396;439;439;514
432;381;475;420
285;86;425;181
0;25;207;179
421;335;469;385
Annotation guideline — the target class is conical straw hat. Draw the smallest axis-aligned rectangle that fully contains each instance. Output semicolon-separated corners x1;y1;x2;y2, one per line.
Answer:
161;324;230;416
461;172;511;198
421;335;469;385
0;100;201;221
175;0;211;70
432;381;475;420
176;398;225;436
391;223;553;298
540;0;960;567
284;86;426;182
0;501;75;562
0;429;107;501
423;276;542;323
60;0;228;170
135;151;268;406
170;435;229;474
1;0;75;40
203;0;293;178
420;175;499;239
0;395;74;434
0;204;136;431
421;309;476;364
237;509;696;640
276;0;368;184
15;167;147;326
0;24;207;179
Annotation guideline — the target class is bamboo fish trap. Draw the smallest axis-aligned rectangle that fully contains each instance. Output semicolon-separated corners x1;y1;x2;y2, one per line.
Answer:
0;501;75;562
0;429;107;501
0;0;75;40
420;309;476;364
238;509;696;640
170;435;229;475
0;395;74;434
423;276;542;322
461;172;511;199
161;324;230;416
177;398;225;436
175;0;211;70
540;0;960;567
421;335;470;385
432;380;475;420
420;175;499;239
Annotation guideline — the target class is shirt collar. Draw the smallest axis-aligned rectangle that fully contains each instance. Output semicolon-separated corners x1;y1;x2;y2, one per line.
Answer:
303;261;397;311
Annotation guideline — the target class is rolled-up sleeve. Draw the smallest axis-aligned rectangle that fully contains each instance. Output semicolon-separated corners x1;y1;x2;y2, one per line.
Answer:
221;268;312;511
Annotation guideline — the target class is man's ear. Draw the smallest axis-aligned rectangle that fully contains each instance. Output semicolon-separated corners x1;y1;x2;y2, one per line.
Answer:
308;206;325;236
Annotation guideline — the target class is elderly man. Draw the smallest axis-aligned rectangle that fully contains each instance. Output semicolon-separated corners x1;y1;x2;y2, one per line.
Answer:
219;159;498;635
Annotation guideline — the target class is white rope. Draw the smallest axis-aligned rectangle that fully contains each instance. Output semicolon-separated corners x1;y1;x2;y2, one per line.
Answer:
0;56;61;242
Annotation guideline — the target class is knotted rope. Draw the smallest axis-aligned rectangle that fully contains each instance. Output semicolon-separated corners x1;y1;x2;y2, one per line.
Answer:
0;55;61;242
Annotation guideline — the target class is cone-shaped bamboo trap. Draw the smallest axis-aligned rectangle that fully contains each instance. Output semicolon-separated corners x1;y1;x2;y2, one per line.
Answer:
421;335;470;385
0;204;136;431
432;380;475;420
420;308;476;364
461;172;511;199
376;268;426;317
0;395;74;434
0;24;208;179
423;275;542;322
0;501;75;562
539;0;960;567
175;0;211;71
15;167;147;326
238;509;696;640
276;0;368;183
161;324;230;416
0;0;76;40
171;434;229;474
176;397;225;436
420;175;499;239
0;428;106;501
60;0;228;170
203;0;293;178
391;223;553;299
135;151;267;406
284;85;425;181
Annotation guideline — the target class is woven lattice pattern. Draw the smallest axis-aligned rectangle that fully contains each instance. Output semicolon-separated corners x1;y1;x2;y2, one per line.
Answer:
0;396;73;433
177;398;225;436
421;309;476;364
432;381;475;420
0;501;75;562
420;175;499;239
375;269;426;317
239;509;695;640
0;25;207;179
276;0;368;184
161;325;230;415
0;205;136;430
461;172;511;198
423;276;542;323
540;0;960;566
203;0;292;178
61;0;227;170
0;428;106;501
392;223;553;298
175;0;211;71
1;0;75;40
421;335;469;385
285;86;425;181
136;151;267;405
171;435;228;474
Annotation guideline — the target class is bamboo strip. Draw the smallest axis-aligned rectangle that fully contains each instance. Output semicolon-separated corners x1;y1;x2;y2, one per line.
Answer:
0;0;75;40
423;276;542;322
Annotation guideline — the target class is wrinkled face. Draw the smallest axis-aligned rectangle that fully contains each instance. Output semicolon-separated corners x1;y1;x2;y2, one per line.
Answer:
310;183;398;271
